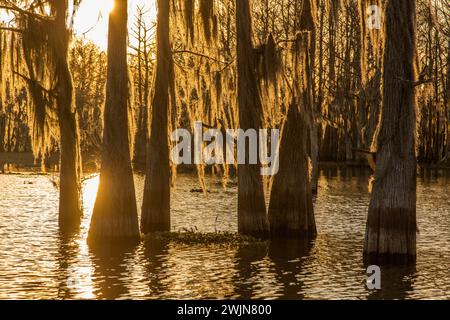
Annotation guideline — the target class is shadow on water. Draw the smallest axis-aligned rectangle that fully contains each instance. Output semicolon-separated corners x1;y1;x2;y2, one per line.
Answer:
87;241;139;299
268;239;313;299
232;239;314;299
1;169;448;299
367;265;416;300
233;242;268;299
142;239;170;297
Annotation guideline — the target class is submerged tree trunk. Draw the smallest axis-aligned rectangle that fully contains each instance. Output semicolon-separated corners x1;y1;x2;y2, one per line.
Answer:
235;0;269;238
268;32;316;239
88;0;139;242
140;0;171;234
57;76;82;231
54;0;82;231
364;0;417;264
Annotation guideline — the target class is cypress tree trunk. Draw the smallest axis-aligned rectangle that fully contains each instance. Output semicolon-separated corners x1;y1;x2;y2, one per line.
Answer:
235;0;269;238
54;0;82;230
445;39;450;159
88;0;139;242
364;0;417;264
132;29;145;165
132;15;148;166
57;81;82;230
141;0;171;233
0;114;5;153
268;33;316;239
299;0;319;194
358;0;382;155
133;103;148;165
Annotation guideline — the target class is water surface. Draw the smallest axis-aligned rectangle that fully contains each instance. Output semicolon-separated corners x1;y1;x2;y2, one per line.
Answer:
0;167;448;299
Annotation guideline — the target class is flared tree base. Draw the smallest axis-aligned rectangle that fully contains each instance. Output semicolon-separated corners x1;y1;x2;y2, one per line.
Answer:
269;210;317;239
364;207;416;265
269;180;316;240
58;208;82;234
237;210;270;239
88;215;141;245
88;172;140;244
140;164;170;234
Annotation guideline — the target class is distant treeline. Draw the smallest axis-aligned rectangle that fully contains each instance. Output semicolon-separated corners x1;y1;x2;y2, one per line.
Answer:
0;0;448;166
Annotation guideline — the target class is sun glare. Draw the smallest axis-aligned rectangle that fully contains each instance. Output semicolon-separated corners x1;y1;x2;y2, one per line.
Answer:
82;175;100;215
101;0;115;15
74;0;156;51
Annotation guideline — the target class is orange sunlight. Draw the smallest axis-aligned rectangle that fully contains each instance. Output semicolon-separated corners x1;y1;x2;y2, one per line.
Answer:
74;0;156;50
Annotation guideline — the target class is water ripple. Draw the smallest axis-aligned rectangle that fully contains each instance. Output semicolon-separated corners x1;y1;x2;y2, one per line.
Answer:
0;168;448;299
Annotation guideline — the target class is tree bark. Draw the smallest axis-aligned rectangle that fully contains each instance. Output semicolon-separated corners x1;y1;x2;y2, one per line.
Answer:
53;0;82;231
132;10;148;166
299;0;319;194
235;0;269;238
445;39;450;159
268;32;316;239
88;0;139;242
364;0;417;264
141;0;171;234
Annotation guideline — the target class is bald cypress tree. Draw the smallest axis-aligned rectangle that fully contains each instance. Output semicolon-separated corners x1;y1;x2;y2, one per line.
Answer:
1;0;83;231
140;0;172;233
88;0;139;242
299;0;319;195
53;0;83;231
235;0;269;238
268;31;316;239
364;0;418;264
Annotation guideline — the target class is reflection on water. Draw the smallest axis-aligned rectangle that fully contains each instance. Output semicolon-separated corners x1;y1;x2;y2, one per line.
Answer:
0;168;449;299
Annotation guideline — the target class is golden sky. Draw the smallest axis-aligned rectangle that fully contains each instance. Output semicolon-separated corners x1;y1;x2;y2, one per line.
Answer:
74;0;156;50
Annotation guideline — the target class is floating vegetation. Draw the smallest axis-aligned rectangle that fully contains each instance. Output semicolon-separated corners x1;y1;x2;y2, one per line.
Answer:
144;231;267;246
